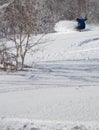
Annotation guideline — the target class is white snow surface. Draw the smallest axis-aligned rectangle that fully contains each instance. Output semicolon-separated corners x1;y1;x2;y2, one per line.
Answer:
26;21;99;63
0;21;99;129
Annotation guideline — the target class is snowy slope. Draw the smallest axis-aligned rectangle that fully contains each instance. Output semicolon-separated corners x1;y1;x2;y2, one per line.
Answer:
0;21;99;130
26;21;99;64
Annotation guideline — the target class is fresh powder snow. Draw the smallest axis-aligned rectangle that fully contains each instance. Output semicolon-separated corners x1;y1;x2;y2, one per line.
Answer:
0;21;99;130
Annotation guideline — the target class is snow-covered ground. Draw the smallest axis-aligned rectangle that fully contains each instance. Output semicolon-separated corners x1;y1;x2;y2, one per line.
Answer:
0;21;99;129
25;21;99;64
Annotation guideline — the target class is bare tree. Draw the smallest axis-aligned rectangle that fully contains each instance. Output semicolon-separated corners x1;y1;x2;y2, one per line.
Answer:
76;0;86;17
1;0;38;70
0;40;16;71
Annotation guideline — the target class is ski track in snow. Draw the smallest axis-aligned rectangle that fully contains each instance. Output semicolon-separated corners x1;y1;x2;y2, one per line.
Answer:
0;60;99;93
79;37;99;46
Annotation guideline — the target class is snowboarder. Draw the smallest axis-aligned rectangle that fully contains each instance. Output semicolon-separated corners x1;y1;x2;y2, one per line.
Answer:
76;16;87;31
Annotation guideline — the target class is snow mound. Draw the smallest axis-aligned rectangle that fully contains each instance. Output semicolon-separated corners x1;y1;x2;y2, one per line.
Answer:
54;20;76;33
0;118;99;130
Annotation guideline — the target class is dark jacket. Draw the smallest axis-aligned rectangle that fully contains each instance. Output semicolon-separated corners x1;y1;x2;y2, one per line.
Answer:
76;18;87;29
